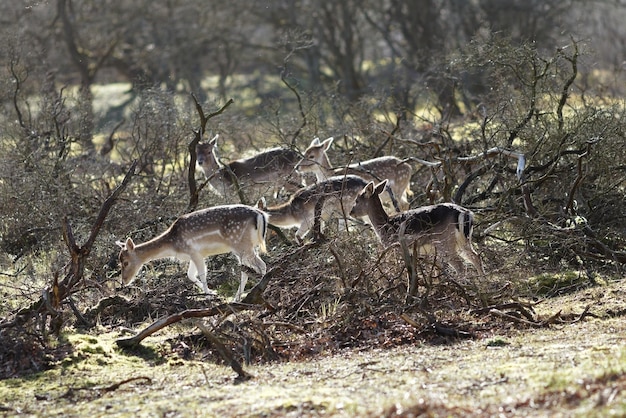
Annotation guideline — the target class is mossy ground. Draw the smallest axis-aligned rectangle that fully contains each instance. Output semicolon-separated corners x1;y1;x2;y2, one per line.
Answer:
1;279;625;417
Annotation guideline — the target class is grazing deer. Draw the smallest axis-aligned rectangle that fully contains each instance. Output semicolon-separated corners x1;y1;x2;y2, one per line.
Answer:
116;204;268;301
296;137;413;210
196;134;304;198
261;175;397;243
350;180;485;276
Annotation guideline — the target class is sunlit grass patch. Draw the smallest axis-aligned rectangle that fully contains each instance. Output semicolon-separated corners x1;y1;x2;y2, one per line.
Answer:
486;337;510;347
526;271;600;297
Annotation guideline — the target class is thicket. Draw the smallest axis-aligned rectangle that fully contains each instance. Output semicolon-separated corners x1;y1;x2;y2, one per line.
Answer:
0;36;624;378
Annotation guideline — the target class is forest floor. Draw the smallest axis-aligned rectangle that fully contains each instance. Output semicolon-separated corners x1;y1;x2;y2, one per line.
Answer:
1;278;625;417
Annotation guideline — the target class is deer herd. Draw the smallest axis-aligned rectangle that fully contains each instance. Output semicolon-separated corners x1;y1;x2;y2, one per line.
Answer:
117;135;486;301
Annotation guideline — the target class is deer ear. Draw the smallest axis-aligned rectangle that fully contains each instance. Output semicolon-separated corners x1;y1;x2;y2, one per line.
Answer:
209;134;219;146
256;197;267;211
321;137;334;150
125;237;136;251
363;181;376;196
310;137;321;146
115;240;126;249
374;179;388;195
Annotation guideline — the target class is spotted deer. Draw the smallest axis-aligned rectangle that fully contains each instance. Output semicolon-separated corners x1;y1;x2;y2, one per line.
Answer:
260;175;398;243
116;204;268;301
196;134;304;198
350;180;485;276
296;137;413;210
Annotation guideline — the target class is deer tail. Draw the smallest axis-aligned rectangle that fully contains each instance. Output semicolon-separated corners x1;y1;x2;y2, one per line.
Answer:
256;209;269;253
458;209;475;241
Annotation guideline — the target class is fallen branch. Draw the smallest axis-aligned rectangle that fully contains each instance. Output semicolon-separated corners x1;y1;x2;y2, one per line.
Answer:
115;239;321;349
400;313;473;339
470;302;536;322
400;313;423;330
432;323;473;338
116;262;281;348
581;225;626;265
194;320;253;381
100;376;152;393
570;304;598;324
60;376;152;399
474;301;599;329
488;308;543;328
82;295;134;323
115;302;265;348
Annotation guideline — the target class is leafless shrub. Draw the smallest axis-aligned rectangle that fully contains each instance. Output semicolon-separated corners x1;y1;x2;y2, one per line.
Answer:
1;30;625;377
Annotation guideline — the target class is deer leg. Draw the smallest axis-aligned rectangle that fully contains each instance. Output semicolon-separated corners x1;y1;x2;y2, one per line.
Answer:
450;218;485;277
432;238;468;277
447;253;469;276
459;244;486;277
241;251;266;276
186;261;203;290
234;252;267;302
188;256;210;294
295;216;315;244
312;196;326;241
399;192;410;212
337;217;347;233
234;270;248;302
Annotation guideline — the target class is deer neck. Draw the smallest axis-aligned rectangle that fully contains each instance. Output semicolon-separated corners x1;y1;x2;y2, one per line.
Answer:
366;195;391;237
133;234;178;263
201;151;233;187
265;194;313;228
202;149;223;173
265;201;301;228
214;165;237;187
310;155;335;182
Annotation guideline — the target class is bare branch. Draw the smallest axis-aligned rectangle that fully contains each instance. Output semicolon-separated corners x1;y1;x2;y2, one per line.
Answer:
9;55;25;128
0;160;137;331
280;64;306;146
374;113;404;158
557;40;579;133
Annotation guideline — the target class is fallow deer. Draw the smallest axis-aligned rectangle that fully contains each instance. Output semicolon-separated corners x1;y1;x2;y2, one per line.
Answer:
116;204;268;301
261;175;397;243
350;180;485;277
196;134;304;199
296;137;413;210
